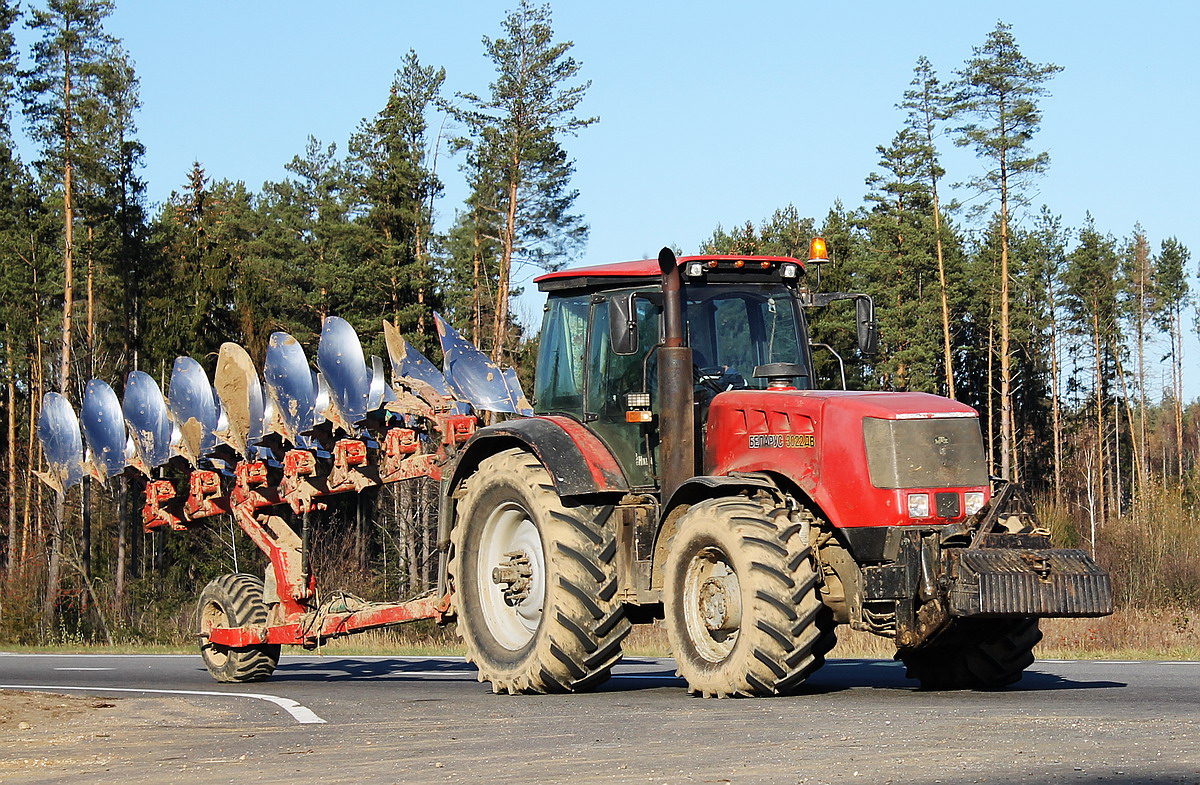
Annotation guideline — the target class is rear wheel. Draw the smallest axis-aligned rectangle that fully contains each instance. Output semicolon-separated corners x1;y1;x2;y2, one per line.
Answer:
197;573;280;683
897;618;1042;690
664;496;833;697
449;448;630;694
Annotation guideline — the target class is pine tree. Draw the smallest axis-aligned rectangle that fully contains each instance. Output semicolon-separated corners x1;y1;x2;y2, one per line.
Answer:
20;0;148;624
347;50;446;355
454;0;595;362
900;56;957;397
1023;207;1069;503
701;205;816;258
953;21;1062;480
860;127;942;392
1120;224;1155;488
257;139;361;348
0;0;44;589
1062;215;1122;529
1152;236;1191;480
22;0;124;393
815;202;872;390
145;168;265;369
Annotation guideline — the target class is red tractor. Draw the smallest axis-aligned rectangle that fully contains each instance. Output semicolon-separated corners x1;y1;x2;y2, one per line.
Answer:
443;242;1111;696
37;239;1112;697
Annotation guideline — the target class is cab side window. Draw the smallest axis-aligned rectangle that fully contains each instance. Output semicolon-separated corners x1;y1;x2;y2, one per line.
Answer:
533;294;590;414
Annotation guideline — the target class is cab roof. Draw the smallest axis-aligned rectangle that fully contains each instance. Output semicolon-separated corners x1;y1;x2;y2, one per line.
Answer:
534;255;805;292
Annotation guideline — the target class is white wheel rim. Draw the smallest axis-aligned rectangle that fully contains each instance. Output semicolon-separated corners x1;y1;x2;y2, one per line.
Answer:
682;545;741;662
477;502;546;650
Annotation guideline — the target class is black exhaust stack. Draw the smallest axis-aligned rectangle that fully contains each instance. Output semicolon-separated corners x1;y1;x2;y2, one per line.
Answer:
657;247;694;501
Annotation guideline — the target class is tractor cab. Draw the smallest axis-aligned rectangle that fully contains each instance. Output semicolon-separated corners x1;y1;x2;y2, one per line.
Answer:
532;245;873;489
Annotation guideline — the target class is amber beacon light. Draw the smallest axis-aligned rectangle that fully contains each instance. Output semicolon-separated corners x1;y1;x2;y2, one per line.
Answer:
807;236;830;265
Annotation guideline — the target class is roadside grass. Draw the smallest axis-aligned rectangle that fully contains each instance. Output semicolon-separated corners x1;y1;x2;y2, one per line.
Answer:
3;607;1196;661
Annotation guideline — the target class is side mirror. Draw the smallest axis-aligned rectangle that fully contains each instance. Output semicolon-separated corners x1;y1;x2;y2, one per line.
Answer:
855;296;879;356
609;293;638;355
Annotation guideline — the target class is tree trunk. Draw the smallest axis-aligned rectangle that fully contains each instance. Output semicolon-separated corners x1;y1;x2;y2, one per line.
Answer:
933;227;954;398
1172;311;1184;481
1112;395;1122;517
115;476;127;609
20;365;36;564
44;493;64;623
1091;311;1106;529
997;153;1013;481
60;54;75;396
986;315;995;476
1111;348;1144;496
5;337;16;585
471;208;482;345
1048;284;1063;507
492;167;520;363
1135;249;1148;489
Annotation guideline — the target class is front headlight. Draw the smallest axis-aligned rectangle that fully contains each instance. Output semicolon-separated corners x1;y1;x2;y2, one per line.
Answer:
964;491;986;516
907;493;930;519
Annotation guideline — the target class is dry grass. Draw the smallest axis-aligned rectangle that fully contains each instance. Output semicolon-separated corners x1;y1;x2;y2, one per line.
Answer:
6;609;1197;661
596;611;1200;661
1036;607;1200;660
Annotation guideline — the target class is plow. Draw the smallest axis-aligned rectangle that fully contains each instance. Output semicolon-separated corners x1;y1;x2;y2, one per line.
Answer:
38;312;512;670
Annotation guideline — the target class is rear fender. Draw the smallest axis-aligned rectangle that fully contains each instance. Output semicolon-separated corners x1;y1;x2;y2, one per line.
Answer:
446;415;628;499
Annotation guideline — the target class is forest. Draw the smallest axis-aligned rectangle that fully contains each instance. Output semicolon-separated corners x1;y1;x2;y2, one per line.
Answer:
0;1;1196;645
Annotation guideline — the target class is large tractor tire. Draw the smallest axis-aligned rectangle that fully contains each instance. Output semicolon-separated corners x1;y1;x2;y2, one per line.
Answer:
897;618;1042;690
664;496;834;698
197;573;280;683
449;448;630;694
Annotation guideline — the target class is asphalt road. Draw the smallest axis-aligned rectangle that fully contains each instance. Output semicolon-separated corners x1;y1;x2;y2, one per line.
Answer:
1;652;1197;785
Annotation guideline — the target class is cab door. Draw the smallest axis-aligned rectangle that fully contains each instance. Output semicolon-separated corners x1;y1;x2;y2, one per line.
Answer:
584;289;660;489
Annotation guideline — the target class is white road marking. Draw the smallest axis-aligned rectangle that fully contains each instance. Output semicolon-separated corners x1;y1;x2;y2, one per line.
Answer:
0;684;326;724
53;667;114;671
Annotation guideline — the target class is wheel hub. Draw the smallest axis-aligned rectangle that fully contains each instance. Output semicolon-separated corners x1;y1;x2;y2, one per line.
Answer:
698;572;741;632
492;550;534;606
476;503;546;651
681;549;744;662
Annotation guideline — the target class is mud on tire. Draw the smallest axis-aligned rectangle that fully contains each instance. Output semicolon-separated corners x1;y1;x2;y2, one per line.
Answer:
664;496;834;698
449;448;631;694
898;617;1042;690
197;573;280;683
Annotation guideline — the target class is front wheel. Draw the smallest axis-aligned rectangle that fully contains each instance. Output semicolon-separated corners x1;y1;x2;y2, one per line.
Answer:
449;448;630;694
664;496;834;697
197;573;280;683
897;618;1042;690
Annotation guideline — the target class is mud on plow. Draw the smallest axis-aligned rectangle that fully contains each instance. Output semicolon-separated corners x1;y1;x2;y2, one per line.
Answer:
37;314;520;680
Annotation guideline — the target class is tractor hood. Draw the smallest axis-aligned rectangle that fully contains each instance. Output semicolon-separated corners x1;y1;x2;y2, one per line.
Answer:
704;389;989;529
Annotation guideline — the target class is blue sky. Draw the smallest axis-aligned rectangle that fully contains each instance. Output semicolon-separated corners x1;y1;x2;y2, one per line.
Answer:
16;1;1198;399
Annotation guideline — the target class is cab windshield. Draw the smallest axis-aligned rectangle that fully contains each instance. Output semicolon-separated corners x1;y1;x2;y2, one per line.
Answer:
687;284;809;390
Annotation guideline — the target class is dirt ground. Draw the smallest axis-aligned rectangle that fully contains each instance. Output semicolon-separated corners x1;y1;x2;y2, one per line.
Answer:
0;689;239;781
0;689;117;730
